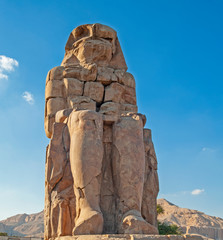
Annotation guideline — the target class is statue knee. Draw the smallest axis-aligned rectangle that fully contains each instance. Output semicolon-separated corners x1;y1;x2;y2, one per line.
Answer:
119;113;146;129
78;110;103;133
68;110;103;133
78;110;103;122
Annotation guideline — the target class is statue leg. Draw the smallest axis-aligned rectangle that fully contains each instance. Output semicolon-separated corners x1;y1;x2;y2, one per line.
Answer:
68;110;104;234
112;114;158;234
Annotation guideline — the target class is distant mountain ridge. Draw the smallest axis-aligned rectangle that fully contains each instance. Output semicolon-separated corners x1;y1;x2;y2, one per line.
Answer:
0;211;44;237
157;199;223;240
0;199;222;239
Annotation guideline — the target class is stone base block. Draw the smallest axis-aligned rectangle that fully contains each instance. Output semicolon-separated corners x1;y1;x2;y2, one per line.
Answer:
53;234;209;240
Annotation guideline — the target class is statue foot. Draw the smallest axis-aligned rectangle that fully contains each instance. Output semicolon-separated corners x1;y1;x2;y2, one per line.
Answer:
73;210;103;235
121;210;158;234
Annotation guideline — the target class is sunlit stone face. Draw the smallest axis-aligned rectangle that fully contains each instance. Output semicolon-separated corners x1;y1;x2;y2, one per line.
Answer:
73;37;113;65
64;24;117;66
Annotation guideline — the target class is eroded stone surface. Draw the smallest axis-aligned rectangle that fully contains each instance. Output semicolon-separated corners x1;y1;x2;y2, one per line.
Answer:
68;96;96;111
48;66;64;82
99;102;120;116
64;78;84;96
0;234;211;240
45;80;66;100
44;23;159;239
63;64;97;81
97;67;117;85
142;129;159;227
104;83;136;105
53;235;209;240
83;82;104;103
45;123;75;239
115;70;136;88
46;98;67;115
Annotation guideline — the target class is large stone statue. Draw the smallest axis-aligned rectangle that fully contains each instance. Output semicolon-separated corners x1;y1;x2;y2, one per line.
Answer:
44;23;159;240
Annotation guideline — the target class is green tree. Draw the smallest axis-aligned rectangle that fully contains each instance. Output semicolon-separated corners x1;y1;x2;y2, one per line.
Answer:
157;203;182;235
157;204;164;215
0;232;8;236
158;222;182;235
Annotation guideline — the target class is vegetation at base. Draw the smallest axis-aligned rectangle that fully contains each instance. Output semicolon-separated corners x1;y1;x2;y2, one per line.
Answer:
157;204;182;235
158;221;182;235
0;232;8;236
157;204;164;215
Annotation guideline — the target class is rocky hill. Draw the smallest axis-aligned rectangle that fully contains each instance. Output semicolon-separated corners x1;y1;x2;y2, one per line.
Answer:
157;199;223;240
0;211;44;237
0;199;222;239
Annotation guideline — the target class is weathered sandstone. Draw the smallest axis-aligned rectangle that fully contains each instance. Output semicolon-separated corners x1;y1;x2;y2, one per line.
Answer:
44;23;159;239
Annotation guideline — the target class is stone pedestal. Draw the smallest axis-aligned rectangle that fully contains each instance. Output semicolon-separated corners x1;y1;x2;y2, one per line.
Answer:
53;234;208;240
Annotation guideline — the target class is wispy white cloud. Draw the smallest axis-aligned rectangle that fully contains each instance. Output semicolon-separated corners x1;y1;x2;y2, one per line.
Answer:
0;55;19;80
201;147;215;152
159;191;190;198
0;72;8;80
22;91;34;105
160;189;205;198
191;189;205;195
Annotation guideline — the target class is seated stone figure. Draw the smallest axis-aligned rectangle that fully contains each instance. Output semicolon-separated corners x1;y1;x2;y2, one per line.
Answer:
44;23;159;239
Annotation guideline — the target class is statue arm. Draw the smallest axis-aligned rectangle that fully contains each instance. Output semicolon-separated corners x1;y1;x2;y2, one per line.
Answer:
45;65;97;138
45;66;67;138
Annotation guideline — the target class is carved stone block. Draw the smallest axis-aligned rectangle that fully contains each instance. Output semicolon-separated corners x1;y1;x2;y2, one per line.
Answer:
64;78;84;96
68;96;96;111
45;80;65;100
97;67;117;85
83;82;104;103
44;23;159;240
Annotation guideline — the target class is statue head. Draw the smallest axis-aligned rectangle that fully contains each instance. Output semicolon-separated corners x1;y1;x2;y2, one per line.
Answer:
62;23;127;70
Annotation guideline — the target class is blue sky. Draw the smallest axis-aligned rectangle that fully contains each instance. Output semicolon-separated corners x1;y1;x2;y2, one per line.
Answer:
0;0;222;220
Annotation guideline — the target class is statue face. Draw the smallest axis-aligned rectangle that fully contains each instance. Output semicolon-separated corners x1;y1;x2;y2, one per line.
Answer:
73;37;113;65
65;24;116;66
63;24;127;70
